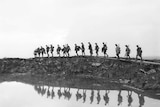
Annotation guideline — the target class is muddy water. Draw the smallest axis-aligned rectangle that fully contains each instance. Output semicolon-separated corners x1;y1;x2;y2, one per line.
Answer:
0;82;160;107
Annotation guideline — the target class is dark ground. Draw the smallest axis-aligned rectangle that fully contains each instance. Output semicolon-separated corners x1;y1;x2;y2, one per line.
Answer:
0;56;160;99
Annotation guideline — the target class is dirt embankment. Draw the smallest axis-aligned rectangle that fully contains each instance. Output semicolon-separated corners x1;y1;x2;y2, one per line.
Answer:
0;56;160;90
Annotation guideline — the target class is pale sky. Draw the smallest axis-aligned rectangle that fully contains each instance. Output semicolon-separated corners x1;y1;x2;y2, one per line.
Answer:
0;0;160;58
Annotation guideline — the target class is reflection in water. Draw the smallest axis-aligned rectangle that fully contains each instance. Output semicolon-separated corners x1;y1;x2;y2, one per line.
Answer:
63;87;72;100
47;87;51;98
138;93;145;107
76;89;82;101
51;87;55;99
33;85;158;107
57;87;62;99
127;91;133;107
90;89;94;104
83;89;86;103
1;82;160;107
104;90;110;105
97;90;101;104
118;90;123;106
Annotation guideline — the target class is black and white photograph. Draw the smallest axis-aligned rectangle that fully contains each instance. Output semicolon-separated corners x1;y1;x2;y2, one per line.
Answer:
0;0;160;107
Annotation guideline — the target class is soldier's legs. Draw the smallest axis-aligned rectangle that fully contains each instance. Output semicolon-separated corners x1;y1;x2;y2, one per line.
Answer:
58;53;60;57
47;52;49;57
128;55;130;59
96;51;98;56
38;53;40;57
82;50;85;56
136;54;139;61
76;51;78;56
140;54;142;61
51;52;53;57
116;53;119;59
42;53;43;57
90;52;93;56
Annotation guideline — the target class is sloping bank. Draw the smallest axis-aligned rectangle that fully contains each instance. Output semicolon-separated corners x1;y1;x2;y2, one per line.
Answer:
0;56;160;91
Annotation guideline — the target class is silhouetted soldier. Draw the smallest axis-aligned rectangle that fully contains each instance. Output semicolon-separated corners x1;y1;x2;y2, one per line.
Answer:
95;43;99;56
102;42;108;57
97;90;101;104
103;90;109;105
138;94;145;107
62;45;67;57
90;90;94;104
81;42;85;56
75;44;81;56
57;45;61;57
50;44;54;57
66;44;71;57
88;42;93;56
37;47;41;57
125;45;131;59
40;46;46;57
34;48;38;57
115;44;120;59
136;45;143;61
118;90;123;106
46;45;50;57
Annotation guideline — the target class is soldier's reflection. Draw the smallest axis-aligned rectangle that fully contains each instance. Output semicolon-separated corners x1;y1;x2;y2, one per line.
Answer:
42;86;46;96
57;87;62;99
97;90;101;104
76;89;82;101
63;87;67;99
127;91;133;107
90;89;94;104
66;88;72;100
51;87;55;99
47;86;51;98
34;85;41;95
138;94;145;107
83;89;87;103
118;90;123;106
63;87;72;100
103;90;110;105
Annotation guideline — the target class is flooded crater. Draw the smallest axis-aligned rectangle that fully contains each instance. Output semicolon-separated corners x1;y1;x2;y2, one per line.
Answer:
0;81;160;107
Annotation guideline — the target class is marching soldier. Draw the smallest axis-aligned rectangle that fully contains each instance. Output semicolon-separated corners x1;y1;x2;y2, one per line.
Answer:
75;44;81;56
88;42;93;56
40;46;46;57
95;43;99;56
46;45;50;57
136;45;143;61
115;44;120;59
56;45;61;57
102;42;108;57
50;44;54;57
66;44;71;57
81;42;85;56
125;45;130;59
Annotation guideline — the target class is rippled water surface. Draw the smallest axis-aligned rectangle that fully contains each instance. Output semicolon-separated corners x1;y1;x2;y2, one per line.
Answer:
0;82;160;107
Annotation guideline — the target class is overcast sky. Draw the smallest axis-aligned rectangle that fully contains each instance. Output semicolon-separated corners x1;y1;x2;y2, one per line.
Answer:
0;0;160;58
